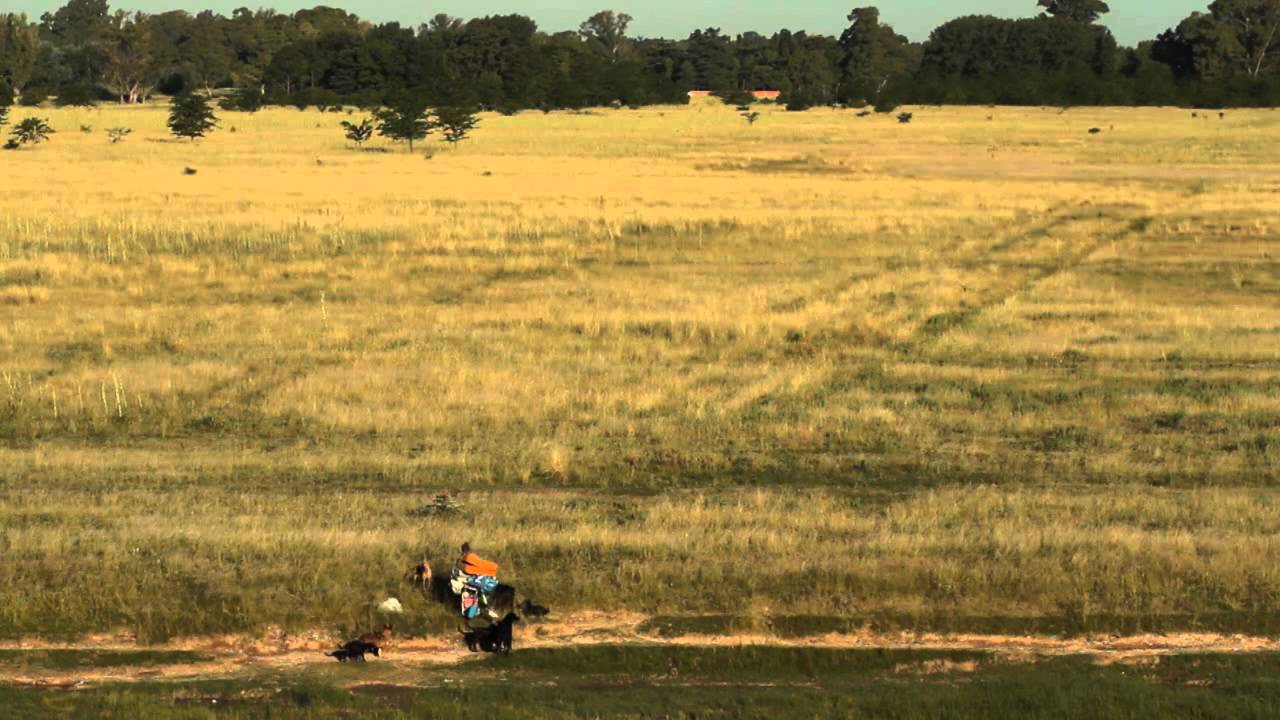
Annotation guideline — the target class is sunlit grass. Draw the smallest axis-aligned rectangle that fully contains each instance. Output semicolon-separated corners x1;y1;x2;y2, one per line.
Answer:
1;103;1278;640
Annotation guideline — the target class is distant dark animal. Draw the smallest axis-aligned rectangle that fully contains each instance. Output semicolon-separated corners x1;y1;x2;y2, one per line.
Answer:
897;112;913;124
856;110;872;117
1088;128;1102;135
358;624;394;647
462;613;520;655
183;167;197;175
520;599;550;619
1219;112;1226;119
326;641;381;662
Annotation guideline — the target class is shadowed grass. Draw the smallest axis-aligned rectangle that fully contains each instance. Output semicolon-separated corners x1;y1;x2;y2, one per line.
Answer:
4;648;1280;718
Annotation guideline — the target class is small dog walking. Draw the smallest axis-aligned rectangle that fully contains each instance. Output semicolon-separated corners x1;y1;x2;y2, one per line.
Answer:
326;640;381;662
520;599;551;619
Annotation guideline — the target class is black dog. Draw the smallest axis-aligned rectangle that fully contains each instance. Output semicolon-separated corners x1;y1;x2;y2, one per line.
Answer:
462;613;520;655
520;599;550;619
326;640;381;662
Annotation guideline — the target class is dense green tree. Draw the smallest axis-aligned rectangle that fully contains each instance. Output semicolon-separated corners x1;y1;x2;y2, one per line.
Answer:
322;32;379;96
39;0;111;86
293;6;364;39
580;11;633;64
39;0;111;46
183;11;233;96
0;14;39;95
785;34;838;107
376;96;431;151
17;0;1280;113
1155;12;1245;80
168;91;217;140
838;7;919;104
733;32;785;92
1208;0;1280;77
920;13;1117;104
104;11;155;103
435;104;479;144
264;42;314;94
687;28;738;91
1037;0;1111;23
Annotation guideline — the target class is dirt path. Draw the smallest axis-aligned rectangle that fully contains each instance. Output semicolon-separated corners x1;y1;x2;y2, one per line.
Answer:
4;612;1279;688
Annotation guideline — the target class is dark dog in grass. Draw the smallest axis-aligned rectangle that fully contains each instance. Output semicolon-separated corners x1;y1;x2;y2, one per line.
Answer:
462;613;520;655
520;599;550;619
326;640;381;662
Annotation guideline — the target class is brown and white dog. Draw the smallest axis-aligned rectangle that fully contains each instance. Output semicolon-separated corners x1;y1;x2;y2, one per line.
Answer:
409;558;433;589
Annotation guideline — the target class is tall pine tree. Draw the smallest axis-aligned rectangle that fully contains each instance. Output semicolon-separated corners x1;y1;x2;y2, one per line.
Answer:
168;92;218;141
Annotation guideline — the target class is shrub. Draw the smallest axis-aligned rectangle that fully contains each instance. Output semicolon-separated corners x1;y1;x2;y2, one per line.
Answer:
219;87;264;113
340;117;375;148
7;117;55;149
435;105;480;145
169;93;218;141
717;89;755;107
54;85;99;108
784;92;816;112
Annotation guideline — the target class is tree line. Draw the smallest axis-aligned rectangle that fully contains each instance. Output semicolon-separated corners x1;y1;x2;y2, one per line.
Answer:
1;0;1279;111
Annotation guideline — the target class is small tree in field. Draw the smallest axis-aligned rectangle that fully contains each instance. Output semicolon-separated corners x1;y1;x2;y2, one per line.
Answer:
169;93;218;142
6;117;54;149
435;105;479;146
340;117;374;148
107;127;133;144
376;98;432;152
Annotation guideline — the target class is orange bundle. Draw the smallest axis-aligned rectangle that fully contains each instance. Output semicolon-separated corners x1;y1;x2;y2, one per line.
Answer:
462;553;499;577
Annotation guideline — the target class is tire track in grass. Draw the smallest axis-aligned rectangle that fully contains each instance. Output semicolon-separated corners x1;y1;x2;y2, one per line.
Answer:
910;202;1151;350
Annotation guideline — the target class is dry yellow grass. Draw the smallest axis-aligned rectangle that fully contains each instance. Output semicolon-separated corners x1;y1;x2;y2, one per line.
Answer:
1;102;1278;640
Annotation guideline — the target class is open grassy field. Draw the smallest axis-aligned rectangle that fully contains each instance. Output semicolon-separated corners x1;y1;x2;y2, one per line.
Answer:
1;101;1279;654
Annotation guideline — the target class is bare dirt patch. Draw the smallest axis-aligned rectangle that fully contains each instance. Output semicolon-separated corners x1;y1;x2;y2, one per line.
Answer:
3;614;1279;688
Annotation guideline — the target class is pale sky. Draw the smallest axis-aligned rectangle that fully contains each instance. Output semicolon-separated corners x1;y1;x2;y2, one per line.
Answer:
7;0;1209;46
